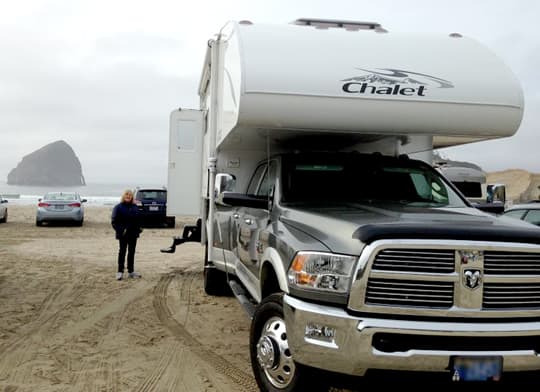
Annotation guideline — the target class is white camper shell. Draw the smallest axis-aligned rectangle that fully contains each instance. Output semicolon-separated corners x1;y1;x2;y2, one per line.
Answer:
168;19;524;217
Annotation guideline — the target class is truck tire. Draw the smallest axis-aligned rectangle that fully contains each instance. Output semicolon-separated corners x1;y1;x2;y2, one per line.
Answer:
250;293;328;392
203;244;231;296
166;216;176;228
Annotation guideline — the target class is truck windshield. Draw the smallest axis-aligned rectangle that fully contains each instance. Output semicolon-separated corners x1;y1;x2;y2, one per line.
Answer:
281;155;467;208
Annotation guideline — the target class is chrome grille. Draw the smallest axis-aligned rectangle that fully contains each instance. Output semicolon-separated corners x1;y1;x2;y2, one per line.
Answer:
484;251;540;275
357;244;540;315
366;278;454;308
372;249;455;273
483;283;540;309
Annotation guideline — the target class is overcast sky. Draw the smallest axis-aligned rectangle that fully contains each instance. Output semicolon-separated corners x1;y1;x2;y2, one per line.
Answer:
1;0;538;184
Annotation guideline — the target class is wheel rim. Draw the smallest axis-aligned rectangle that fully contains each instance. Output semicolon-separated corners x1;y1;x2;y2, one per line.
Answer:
256;316;295;389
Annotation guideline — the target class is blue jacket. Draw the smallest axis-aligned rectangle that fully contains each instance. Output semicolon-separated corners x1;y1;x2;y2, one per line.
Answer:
111;202;141;240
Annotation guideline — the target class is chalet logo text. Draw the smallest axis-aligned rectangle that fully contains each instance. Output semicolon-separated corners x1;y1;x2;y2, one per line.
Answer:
342;68;454;97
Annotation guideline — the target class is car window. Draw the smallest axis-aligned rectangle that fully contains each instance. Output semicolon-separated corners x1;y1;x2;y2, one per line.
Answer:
503;209;527;220
257;161;277;197
247;164;267;195
523;210;540;226
282;156;465;207
45;192;78;201
136;190;167;201
452;181;483;198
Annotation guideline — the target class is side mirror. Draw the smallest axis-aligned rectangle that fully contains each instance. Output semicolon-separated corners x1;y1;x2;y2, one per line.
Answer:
472;202;505;215
215;173;236;205
82;199;88;203
222;193;269;209
487;184;506;204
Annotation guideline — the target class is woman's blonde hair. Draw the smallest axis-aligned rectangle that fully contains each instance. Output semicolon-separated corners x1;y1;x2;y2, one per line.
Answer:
121;189;134;203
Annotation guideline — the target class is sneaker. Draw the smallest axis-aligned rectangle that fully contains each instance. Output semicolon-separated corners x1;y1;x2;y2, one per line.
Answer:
116;272;123;281
129;272;141;278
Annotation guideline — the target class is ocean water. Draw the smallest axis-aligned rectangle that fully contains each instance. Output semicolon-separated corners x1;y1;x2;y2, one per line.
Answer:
0;181;163;206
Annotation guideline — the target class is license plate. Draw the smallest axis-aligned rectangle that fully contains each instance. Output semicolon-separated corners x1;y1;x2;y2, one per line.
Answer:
54;205;64;210
149;206;159;211
451;356;502;382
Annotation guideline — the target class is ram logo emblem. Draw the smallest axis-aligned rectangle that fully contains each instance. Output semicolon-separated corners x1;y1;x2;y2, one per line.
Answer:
463;269;482;290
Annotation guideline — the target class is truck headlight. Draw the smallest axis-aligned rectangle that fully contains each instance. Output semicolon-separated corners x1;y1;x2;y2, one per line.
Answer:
287;252;357;293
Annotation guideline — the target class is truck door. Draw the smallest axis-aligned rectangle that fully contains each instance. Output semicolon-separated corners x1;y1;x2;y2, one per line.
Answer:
236;160;276;278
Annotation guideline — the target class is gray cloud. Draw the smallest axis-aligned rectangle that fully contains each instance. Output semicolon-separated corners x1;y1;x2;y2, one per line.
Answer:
0;30;199;184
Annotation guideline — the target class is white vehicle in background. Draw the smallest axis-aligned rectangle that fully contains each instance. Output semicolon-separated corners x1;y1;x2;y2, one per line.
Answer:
434;158;507;213
502;202;540;226
0;195;8;223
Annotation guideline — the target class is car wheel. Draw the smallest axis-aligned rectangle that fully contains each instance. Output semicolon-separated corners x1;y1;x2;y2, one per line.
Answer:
76;219;84;227
166;216;175;228
250;293;328;392
203;243;231;296
0;209;6;223
36;219;43;227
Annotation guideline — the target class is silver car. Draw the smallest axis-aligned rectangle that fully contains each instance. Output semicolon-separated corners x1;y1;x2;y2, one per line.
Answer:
0;195;7;223
36;192;87;226
501;202;540;226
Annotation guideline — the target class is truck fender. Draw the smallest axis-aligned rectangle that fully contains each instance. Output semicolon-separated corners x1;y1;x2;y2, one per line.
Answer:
260;247;289;296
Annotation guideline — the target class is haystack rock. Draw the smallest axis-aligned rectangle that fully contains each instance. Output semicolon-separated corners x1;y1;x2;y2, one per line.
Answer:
7;140;86;186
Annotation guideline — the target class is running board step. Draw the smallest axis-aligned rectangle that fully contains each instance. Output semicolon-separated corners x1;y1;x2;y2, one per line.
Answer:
228;280;256;320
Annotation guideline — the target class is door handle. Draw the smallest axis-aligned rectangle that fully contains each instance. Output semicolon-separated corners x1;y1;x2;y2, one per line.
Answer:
244;218;252;225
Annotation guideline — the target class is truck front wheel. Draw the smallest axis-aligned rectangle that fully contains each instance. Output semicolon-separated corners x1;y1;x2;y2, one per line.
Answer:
250;293;327;392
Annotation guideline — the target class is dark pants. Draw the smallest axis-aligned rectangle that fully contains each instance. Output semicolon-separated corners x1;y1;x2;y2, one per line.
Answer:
118;236;138;273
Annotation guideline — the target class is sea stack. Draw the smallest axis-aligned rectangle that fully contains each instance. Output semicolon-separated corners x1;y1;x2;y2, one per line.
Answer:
7;140;86;186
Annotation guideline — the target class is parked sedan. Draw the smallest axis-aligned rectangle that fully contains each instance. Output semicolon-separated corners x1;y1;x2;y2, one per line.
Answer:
0;195;7;223
36;192;87;226
501;203;540;226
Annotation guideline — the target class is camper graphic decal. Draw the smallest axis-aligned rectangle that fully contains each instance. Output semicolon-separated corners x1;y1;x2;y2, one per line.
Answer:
341;68;454;96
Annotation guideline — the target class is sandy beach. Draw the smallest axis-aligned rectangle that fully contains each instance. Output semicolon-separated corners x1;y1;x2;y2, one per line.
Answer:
0;205;256;392
3;191;537;391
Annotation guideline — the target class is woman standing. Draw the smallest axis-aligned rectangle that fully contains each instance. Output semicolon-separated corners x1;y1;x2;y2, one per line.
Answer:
111;190;142;280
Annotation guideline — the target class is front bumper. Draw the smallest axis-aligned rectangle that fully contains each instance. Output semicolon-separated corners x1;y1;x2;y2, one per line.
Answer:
283;295;540;376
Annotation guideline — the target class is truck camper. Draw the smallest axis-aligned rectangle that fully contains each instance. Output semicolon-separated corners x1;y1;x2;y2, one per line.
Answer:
164;18;538;389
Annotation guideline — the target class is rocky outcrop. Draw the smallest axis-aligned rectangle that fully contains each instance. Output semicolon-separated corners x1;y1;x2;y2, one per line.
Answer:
7;140;86;186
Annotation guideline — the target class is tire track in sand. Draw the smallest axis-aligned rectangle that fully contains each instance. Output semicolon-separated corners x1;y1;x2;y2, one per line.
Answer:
150;271;257;392
0;279;86;383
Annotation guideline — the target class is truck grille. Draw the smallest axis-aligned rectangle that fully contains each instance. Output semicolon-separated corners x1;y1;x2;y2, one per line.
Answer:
372;249;455;273
483;283;540;309
366;278;454;308
361;247;540;313
484;251;540;275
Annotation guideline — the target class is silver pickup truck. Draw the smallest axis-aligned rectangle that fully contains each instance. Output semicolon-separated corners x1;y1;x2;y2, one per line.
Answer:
189;151;540;390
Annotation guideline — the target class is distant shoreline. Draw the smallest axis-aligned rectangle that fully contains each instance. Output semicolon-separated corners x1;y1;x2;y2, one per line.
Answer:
0;181;160;207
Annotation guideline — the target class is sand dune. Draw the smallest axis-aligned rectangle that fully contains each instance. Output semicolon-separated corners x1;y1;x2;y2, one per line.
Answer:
487;169;540;203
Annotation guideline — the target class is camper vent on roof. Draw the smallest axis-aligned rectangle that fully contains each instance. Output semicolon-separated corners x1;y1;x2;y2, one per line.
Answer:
293;18;387;32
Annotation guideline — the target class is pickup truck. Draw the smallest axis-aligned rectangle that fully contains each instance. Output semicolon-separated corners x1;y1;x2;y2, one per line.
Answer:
205;151;540;389
164;18;534;390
